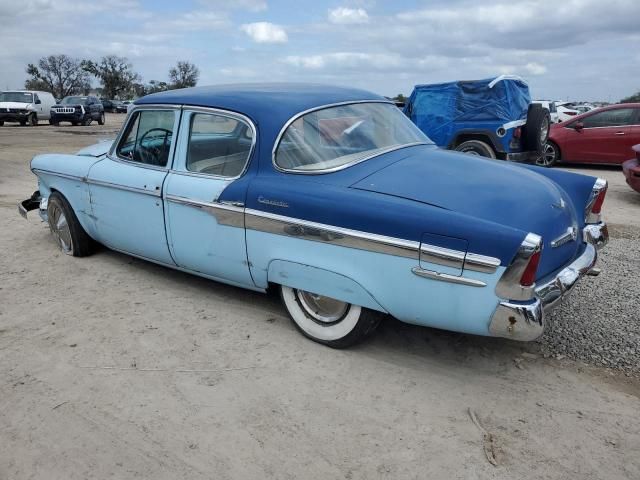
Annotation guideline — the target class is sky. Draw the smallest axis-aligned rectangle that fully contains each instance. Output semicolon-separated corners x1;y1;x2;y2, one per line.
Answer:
0;0;638;102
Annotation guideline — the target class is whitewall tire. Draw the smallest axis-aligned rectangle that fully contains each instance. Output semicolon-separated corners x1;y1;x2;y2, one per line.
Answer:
280;285;381;348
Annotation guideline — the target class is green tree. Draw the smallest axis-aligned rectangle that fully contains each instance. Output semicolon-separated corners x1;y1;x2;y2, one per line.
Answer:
83;56;140;99
168;61;199;89
620;91;640;103
393;93;407;103
25;55;91;98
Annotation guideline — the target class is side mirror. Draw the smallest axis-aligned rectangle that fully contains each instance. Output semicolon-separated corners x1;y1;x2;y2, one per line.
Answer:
574;121;584;131
35;99;41;104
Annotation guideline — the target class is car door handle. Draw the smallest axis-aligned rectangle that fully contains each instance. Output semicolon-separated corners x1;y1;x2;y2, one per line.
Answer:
614;132;625;135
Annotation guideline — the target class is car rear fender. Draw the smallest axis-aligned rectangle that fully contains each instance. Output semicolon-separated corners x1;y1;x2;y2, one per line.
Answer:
267;260;387;312
516;164;599;227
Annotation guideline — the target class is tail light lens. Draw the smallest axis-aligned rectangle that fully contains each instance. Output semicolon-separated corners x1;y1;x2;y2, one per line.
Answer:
585;178;607;223
513;127;522;138
566;111;577;116
520;250;541;287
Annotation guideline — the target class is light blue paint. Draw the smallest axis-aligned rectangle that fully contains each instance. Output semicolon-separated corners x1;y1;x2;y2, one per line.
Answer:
247;230;504;336
268;260;386;312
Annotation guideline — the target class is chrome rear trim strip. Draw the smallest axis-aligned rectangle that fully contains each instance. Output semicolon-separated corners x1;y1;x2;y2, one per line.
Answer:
411;267;486;287
245;208;420;260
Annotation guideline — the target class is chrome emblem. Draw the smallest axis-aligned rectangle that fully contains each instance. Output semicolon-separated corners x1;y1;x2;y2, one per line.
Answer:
551;226;578;248
258;196;289;208
551;197;566;210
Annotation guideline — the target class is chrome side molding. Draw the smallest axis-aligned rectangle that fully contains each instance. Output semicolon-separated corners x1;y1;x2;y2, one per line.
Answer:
411;267;486;287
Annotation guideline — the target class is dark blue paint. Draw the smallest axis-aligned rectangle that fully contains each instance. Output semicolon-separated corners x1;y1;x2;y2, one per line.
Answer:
139;83;598;279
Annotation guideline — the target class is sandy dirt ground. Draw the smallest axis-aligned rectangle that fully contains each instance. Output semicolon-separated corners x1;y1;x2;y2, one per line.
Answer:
0;115;638;479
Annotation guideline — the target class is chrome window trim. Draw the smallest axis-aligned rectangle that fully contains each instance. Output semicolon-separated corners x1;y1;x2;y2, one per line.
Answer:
176;106;257;181
271;99;432;175
107;104;182;171
495;233;542;301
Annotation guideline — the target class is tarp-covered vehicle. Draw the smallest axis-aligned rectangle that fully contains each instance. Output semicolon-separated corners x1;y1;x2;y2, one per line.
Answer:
404;75;550;161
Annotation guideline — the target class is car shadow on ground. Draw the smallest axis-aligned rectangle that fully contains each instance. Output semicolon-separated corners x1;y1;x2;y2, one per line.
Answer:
94;245;535;375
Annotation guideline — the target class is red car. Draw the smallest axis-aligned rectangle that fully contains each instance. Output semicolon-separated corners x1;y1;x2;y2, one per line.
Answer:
539;103;640;167
622;144;640;193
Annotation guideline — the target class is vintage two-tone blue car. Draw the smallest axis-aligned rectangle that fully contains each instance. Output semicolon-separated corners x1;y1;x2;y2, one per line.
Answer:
19;84;609;347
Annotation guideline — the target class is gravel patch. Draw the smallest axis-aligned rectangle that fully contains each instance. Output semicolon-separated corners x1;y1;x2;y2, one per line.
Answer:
539;224;640;376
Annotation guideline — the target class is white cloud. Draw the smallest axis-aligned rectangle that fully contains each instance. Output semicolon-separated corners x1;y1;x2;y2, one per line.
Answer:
283;52;402;70
328;7;369;25
524;62;547;75
240;22;288;43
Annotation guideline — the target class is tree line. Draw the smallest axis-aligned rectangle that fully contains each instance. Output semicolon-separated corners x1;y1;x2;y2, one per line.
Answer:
24;54;199;100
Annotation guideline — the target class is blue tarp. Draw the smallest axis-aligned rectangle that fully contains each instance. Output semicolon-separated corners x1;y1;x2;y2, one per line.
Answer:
404;76;531;147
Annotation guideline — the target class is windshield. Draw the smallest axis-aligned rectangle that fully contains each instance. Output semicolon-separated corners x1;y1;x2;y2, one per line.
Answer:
274;102;431;172
61;96;87;105
0;92;34;103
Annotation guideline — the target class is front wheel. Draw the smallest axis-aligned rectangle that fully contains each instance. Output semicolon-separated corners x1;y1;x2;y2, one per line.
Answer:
536;141;559;167
97;112;105;125
82;115;92;126
280;286;381;348
454;140;496;158
29;113;38;126
0;120;3;126
47;192;93;257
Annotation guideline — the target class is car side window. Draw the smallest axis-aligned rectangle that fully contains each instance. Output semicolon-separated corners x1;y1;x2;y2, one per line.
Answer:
116;110;175;167
581;109;636;128
185;112;253;177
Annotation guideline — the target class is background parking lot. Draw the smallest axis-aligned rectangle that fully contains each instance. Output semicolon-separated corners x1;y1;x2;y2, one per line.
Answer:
1;116;638;479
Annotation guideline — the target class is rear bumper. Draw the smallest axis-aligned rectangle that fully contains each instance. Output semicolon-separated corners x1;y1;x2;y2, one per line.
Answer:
489;222;608;341
505;151;538;163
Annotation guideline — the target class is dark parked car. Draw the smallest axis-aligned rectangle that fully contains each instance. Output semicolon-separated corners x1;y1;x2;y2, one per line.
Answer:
542;103;640;166
101;99;116;113
115;101;130;113
622;145;640;194
50;96;105;126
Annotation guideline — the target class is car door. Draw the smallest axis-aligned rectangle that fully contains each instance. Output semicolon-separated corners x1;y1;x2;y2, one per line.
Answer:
163;107;256;287
33;93;45;118
87;106;179;264
563;107;638;164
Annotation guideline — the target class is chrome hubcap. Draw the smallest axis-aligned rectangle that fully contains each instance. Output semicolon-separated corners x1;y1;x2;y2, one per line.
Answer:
296;290;349;324
49;204;73;254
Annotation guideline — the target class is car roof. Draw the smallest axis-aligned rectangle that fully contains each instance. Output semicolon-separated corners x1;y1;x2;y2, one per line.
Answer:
135;83;386;125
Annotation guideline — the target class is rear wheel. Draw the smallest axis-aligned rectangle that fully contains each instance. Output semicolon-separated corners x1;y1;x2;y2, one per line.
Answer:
47;192;93;257
454;140;496;158
280;285;381;348
71;121;78;126
536;141;560;167
0;121;3;126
